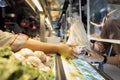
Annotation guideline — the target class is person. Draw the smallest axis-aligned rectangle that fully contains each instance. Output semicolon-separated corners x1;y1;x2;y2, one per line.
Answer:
85;18;120;68
0;30;77;59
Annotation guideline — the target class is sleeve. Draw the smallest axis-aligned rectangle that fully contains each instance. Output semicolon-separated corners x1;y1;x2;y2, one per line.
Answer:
0;30;29;52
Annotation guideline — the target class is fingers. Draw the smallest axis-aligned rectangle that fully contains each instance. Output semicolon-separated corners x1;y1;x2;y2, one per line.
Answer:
71;52;78;59
66;52;76;59
68;48;90;59
66;49;78;59
71;47;79;58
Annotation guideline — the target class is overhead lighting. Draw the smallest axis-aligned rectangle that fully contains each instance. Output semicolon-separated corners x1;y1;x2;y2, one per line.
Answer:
32;0;43;12
45;17;51;25
45;17;53;30
7;13;16;17
0;0;8;7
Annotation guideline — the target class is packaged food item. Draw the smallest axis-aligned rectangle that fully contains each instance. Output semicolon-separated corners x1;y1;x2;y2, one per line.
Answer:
67;15;88;44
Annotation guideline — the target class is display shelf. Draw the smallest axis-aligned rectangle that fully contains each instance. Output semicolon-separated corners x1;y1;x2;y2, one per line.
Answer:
90;37;120;44
56;55;112;80
86;0;120;45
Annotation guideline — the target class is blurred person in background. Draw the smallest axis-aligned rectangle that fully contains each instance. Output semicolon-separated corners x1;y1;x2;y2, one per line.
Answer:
86;17;120;68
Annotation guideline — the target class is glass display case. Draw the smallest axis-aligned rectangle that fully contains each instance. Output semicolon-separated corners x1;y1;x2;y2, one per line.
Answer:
55;55;112;80
87;0;120;44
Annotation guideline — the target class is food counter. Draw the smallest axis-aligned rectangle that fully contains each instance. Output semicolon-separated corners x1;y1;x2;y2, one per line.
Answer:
55;55;112;80
0;46;56;80
0;46;112;80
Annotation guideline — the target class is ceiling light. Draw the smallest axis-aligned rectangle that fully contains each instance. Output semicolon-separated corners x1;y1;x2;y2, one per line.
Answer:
45;17;53;30
45;17;51;25
32;0;43;12
0;0;8;7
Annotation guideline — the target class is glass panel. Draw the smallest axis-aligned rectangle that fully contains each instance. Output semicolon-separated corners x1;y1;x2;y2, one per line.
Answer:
88;0;120;44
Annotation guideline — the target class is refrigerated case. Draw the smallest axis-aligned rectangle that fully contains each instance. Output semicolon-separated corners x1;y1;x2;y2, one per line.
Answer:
86;0;120;44
0;47;112;80
55;55;112;80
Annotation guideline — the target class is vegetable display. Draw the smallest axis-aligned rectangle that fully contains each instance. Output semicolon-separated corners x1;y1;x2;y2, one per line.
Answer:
0;46;55;80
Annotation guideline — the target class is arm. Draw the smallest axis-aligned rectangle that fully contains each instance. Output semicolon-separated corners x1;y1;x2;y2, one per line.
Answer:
85;49;120;66
103;55;119;65
22;38;60;53
0;30;76;58
21;38;76;58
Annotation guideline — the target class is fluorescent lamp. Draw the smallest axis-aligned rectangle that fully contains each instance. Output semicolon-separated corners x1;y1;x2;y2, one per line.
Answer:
45;17;51;25
32;0;43;12
45;17;53;30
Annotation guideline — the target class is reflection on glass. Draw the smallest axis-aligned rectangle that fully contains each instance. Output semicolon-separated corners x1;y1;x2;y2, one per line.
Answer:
89;0;120;42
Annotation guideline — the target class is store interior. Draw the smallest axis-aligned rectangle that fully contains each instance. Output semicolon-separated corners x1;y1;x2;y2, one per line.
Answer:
0;0;120;80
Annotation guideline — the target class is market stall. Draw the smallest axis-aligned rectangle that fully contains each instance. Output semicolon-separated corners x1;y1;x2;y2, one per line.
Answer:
56;55;112;80
0;0;120;80
0;46;112;80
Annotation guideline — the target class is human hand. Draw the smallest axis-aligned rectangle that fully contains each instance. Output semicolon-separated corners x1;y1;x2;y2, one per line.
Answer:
58;44;77;59
67;44;87;54
84;48;104;63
